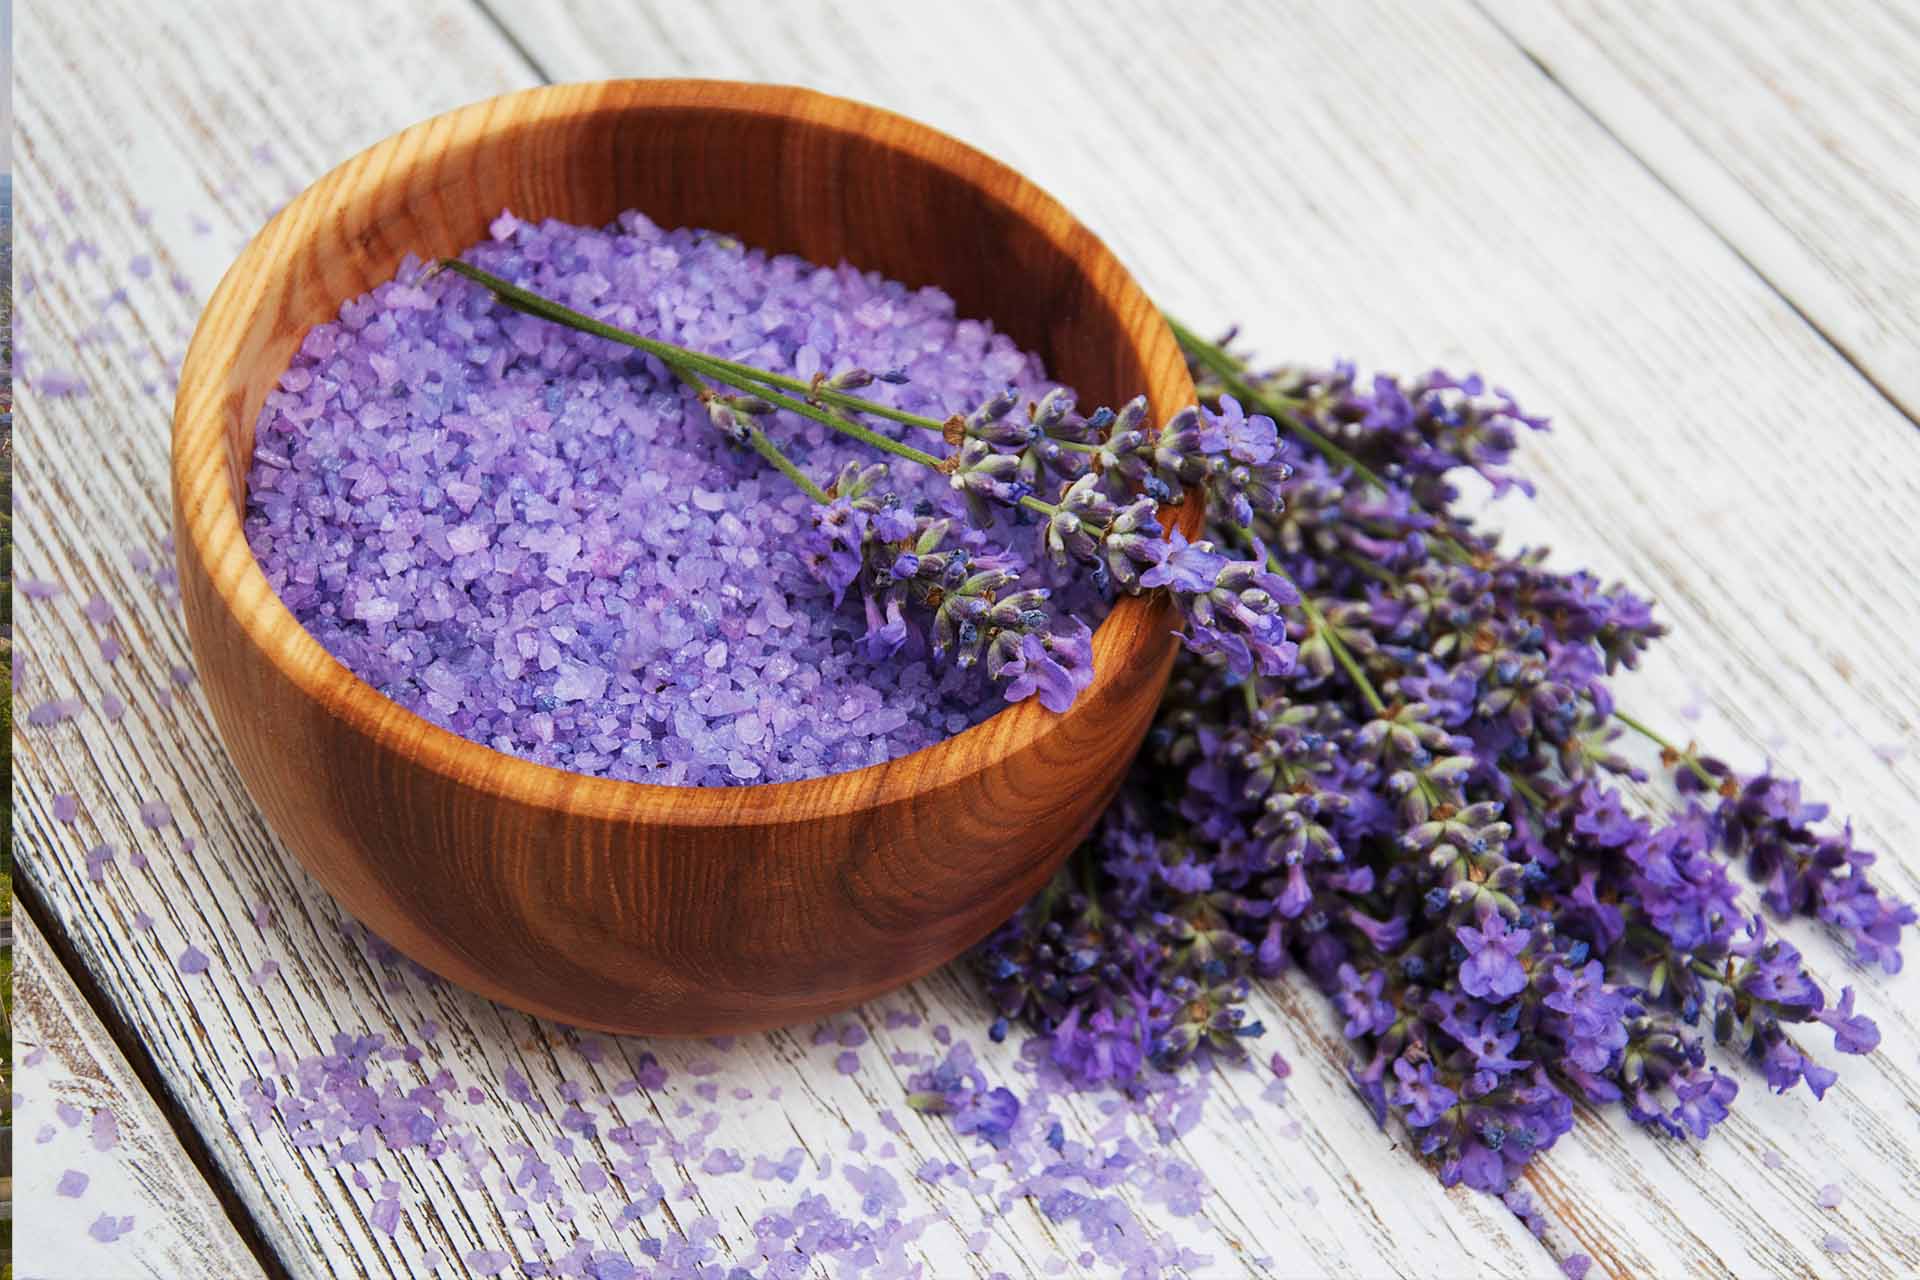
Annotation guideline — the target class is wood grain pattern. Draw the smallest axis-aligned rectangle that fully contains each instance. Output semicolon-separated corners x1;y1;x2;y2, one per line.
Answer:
13;0;1920;1277
1478;0;1920;423
172;80;1199;1035
11;908;268;1280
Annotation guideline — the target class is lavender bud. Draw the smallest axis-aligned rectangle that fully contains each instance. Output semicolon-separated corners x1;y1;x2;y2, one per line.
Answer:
826;367;876;391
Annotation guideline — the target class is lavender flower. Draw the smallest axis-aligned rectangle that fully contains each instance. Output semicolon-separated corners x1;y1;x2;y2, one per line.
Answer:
961;329;1911;1217
905;1044;1020;1149
1455;910;1530;1002
436;264;1913;1226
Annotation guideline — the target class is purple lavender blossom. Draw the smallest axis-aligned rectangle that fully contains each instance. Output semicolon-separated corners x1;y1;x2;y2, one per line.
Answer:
965;338;1911;1221
905;1043;1019;1149
1455;911;1530;1001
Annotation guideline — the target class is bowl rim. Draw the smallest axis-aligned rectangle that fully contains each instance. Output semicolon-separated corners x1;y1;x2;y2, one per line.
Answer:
172;78;1199;829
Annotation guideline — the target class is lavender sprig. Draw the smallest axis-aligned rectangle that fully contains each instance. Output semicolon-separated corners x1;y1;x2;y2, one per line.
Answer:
439;259;1298;715
973;328;1912;1208
436;257;1911;1216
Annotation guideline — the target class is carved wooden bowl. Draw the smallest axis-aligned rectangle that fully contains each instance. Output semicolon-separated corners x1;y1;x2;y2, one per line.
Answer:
171;80;1196;1034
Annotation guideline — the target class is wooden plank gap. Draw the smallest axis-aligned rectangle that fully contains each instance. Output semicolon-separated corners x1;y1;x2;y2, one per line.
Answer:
1469;0;1920;433
12;868;300;1280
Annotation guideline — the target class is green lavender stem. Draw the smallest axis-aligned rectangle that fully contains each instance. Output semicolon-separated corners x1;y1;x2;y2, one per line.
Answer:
659;350;832;503
446;258;1085;529
1181;318;1731;780
1613;709;1718;787
452;261;1698;765
439;259;954;435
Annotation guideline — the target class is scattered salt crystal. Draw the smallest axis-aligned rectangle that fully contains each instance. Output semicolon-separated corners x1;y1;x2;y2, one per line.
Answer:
54;793;80;823
88;1213;135;1243
177;945;211;975
1817;1182;1843;1208
1822;1233;1851;1255
133;912;155;932
37;371;90;398
139;800;173;829
1561;1257;1591;1280
465;1249;512;1276
83;593;117;627
91;1109;120;1151
57;1169;89;1197
101;692;127;719
100;636;124;664
85;845;116;883
27;697;83;726
19;578;65;600
835;1051;861;1076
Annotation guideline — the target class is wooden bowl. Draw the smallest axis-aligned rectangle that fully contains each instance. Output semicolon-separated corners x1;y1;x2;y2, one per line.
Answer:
172;80;1197;1034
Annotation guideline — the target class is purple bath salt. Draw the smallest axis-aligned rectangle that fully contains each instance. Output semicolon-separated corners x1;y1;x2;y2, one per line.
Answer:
92;1108;121;1152
370;1197;403;1235
27;697;83;726
54;793;80;823
85;845;116;883
57;1169;90;1198
177;944;212;975
244;211;1106;786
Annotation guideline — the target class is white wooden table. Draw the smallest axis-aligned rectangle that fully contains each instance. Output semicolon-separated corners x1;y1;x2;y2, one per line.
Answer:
12;2;1920;1277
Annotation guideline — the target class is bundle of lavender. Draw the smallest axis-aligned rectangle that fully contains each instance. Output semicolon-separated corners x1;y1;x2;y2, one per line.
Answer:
438;255;1911;1212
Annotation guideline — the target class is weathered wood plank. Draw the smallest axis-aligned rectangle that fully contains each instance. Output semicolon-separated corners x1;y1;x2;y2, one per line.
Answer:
11;906;268;1280
1477;0;1920;423
12;2;1236;1277
13;0;1920;1277
294;0;1920;1271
